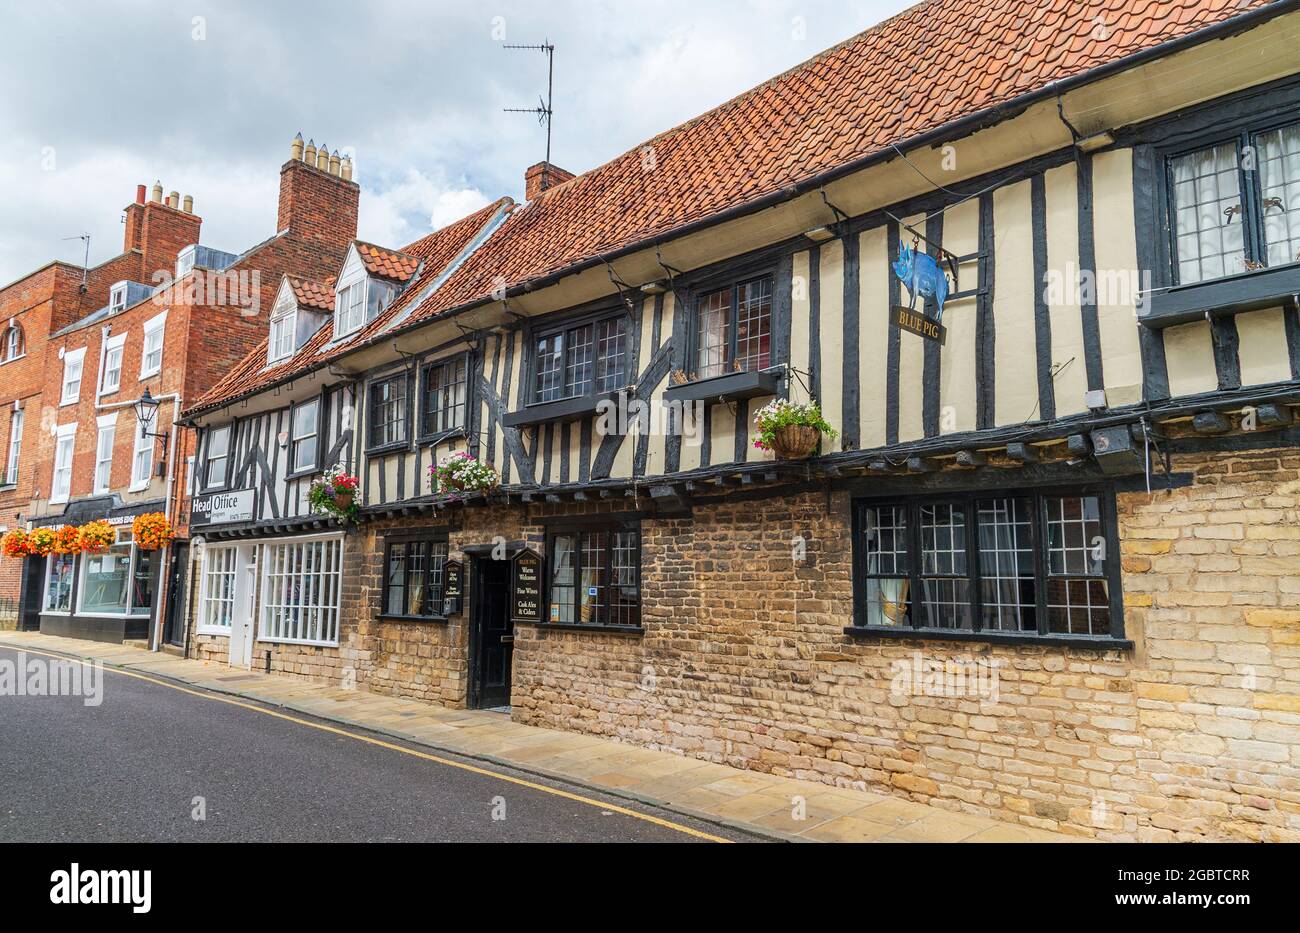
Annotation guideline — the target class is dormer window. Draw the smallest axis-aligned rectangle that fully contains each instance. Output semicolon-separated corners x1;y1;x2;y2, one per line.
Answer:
335;281;365;337
176;245;197;280
109;281;129;314
268;292;297;364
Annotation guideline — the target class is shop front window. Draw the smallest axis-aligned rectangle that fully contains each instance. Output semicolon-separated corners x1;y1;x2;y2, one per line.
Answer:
44;553;75;612
77;528;152;617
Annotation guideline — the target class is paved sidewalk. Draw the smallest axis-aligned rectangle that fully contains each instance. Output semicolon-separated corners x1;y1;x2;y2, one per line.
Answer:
0;631;1073;843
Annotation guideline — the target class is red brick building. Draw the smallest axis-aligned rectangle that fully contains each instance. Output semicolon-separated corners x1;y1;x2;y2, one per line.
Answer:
0;142;359;645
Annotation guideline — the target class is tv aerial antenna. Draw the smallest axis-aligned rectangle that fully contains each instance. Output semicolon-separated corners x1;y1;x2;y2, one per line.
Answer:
503;40;555;166
62;233;90;292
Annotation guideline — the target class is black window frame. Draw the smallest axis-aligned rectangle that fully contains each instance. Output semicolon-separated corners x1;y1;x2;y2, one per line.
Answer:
418;353;471;443
542;519;642;632
202;424;233;492
380;528;450;622
1154;110;1300;289
365;370;412;455
287;396;323;478
526;307;630;407
686;269;775;381
848;485;1128;648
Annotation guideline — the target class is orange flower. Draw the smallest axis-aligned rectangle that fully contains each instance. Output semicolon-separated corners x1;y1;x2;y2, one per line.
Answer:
76;521;115;553
52;524;82;554
1;529;30;558
27;527;56;557
132;512;174;550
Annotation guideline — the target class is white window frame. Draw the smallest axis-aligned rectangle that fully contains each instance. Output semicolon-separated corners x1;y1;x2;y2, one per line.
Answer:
5;408;22;486
139;310;167;379
290;398;319;473
334;280;365;338
94;413;117;494
4;324;24;362
197;544;238;635
99;332;127;396
75;526;152;619
43;552;76;614
130;417;153;491
257;534;344;647
268;286;298;364
109;281;129;314
176;246;197;280
51;422;76;504
60;347;87;406
204;424;231;490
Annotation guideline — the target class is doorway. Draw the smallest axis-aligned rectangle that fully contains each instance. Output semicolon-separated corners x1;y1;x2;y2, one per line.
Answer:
469;557;513;709
162;543;189;648
228;544;258;668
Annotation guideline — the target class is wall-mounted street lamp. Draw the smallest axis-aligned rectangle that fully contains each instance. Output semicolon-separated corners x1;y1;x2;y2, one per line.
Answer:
133;388;170;448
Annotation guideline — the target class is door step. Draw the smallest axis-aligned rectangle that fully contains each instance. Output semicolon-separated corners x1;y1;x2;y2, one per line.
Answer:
122;639;150;650
160;643;185;657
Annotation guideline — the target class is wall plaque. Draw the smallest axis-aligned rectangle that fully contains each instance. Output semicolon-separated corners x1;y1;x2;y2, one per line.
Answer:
511;548;542;623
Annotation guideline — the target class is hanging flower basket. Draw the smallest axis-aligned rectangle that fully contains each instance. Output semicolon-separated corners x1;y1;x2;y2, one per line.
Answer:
76;521;115;554
27;527;56;558
753;399;837;460
430;451;499;498
308;465;361;521
770;424;822;460
1;528;30;558
54;524;84;555
132;512;174;550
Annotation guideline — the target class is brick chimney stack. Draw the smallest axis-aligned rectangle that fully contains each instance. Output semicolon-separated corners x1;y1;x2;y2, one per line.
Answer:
278;133;359;253
525;161;574;200
122;181;202;279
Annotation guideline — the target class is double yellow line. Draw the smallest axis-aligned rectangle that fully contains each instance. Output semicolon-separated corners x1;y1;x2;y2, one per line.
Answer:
0;642;730;843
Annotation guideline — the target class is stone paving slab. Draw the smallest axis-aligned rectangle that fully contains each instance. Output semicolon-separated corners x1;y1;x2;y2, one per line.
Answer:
0;631;1075;844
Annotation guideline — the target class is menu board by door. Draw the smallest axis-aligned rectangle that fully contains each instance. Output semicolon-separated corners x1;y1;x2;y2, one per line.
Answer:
511;548;542;623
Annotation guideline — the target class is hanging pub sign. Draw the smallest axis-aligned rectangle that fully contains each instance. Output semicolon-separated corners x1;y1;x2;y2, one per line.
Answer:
891;239;955;344
442;559;463;616
511;548;542;623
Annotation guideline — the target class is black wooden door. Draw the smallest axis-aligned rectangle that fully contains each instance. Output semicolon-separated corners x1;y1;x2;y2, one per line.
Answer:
470;558;513;709
163;543;189;648
17;557;43;631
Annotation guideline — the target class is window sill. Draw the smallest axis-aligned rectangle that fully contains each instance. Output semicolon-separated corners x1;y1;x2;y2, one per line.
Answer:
255;636;341;648
376;612;449;624
843;625;1133;651
0;354;27;366
138;370;161;381
502;392;617;429
284;465;319;482
417;425;466;447
365;440;411;457
128;480;151;493
662;369;779;404
195;627;230;637
1143;262;1300;328
516;620;644;636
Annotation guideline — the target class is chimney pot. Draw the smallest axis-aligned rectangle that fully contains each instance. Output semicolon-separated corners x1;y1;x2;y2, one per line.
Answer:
304;140;317;165
341;156;353;181
182;194;194;213
328;150;341;176
151;181;163;203
316;144;329;171
135;184;146;205
290;133;304;162
168;190;180;209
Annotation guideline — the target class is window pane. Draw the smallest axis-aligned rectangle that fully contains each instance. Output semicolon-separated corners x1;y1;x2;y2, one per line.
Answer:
564;323;594;398
370;376;407;447
386;544;407;615
423;357;467;435
610;530;639;627
919;503;970;629
1046;578;1110;637
131;549;154;612
534;333;563;402
977;498;1036;632
1046;495;1104;575
406;542;428;616
549;534;576;623
45;554;75;611
81;544;132;614
859;505;911;627
1258;123;1300;268
735;276;772;373
594;318;627;393
1170;142;1245;284
695;288;730;379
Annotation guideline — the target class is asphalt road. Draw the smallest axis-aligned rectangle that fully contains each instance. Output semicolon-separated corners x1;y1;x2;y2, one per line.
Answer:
0;645;751;843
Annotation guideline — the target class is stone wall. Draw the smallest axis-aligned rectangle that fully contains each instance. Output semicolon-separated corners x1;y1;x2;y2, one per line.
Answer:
511;448;1300;842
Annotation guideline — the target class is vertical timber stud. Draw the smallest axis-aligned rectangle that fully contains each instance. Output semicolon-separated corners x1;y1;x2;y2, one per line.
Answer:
499;330;516;485
976;193;995;430
922;212;943;437
842;230;860;449
1030;173;1056;422
665;286;688;473
1211;315;1242;391
1076;151;1105;393
774;251;793;401
808;244;822;403
1131;146;1170;400
886;221;902;445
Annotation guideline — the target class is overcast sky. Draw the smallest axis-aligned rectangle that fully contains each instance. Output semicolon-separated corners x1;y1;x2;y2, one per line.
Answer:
0;0;915;285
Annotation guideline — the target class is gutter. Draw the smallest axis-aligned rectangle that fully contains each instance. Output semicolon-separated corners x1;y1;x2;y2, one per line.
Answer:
184;0;1299;419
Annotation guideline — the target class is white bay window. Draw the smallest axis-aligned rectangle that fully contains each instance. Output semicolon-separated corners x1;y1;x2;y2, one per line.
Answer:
259;535;343;646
